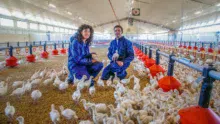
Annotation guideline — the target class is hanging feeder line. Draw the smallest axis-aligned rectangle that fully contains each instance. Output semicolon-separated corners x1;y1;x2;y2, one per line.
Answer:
0;41;70;51
139;40;219;58
108;0;120;25
133;42;220;124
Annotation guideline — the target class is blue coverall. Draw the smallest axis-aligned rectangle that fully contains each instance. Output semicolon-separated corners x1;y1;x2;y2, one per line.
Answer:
68;34;103;86
101;36;134;80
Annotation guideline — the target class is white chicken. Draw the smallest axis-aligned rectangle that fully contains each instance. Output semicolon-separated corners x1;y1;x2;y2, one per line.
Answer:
106;76;113;87
121;75;134;85
16;116;24;124
40;67;47;78
77;75;87;91
5;102;15;122
49;69;57;80
117;82;127;94
31;78;42;88
50;104;60;124
72;89;81;104
24;80;32;93
97;76;104;87
12;81;24;89
157;72;164;80
0;82;8;96
0;81;5;87
95;103;108;113
133;76;140;91
89;86;96;96
91;105;107;124
43;77;54;86
18;59;25;65
84;76;93;87
0;61;5;70
73;74;81;85
11;83;25;98
31;90;42;104
31;70;41;80
53;76;62;88
79;120;94;124
59;80;69;92
59;105;78;123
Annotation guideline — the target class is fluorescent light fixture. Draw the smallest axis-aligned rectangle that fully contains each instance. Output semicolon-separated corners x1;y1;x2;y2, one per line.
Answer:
39;24;46;31
12;11;25;19
17;21;28;29
44;18;51;24
194;11;201;15
181;16;187;20
172;20;176;23
0;7;11;16
47;26;53;31
216;3;220;6
54;27;59;32
49;3;56;8
0;18;14;27
25;14;36;21
67;11;72;15
36;16;43;23
30;23;38;30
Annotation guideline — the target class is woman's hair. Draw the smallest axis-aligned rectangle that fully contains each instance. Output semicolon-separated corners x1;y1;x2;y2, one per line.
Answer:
76;24;94;45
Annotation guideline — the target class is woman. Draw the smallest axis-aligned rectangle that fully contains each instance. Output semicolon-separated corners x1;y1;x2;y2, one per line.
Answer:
67;24;103;87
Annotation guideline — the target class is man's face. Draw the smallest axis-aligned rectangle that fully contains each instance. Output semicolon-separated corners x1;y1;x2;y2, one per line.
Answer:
114;27;122;38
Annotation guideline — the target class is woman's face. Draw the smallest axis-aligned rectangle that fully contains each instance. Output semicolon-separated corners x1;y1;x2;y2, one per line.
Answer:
81;28;91;40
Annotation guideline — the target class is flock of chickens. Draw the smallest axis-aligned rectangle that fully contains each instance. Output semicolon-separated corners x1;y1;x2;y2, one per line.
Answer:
0;45;220;124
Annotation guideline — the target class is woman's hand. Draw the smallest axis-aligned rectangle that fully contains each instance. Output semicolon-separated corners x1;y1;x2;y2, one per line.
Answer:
91;52;97;59
92;59;97;63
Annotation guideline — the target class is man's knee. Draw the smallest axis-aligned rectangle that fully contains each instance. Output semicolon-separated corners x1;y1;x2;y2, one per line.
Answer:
117;70;127;80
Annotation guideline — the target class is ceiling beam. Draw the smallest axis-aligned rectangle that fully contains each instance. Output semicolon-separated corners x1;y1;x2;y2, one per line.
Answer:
132;17;175;31
189;0;213;6
94;17;175;31
134;0;150;4
94;17;128;27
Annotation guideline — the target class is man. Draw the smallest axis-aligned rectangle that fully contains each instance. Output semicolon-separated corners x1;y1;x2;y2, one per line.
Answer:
101;25;134;80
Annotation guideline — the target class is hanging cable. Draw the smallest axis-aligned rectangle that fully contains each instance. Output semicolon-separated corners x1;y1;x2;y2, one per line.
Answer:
108;0;120;25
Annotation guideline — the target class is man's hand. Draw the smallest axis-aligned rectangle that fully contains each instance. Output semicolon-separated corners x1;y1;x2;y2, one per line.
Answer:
112;53;119;61
116;61;124;67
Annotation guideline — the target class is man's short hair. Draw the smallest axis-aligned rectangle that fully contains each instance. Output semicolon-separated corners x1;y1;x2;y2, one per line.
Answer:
114;25;123;33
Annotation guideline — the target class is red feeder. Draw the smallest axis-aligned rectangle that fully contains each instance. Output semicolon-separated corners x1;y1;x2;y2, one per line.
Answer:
60;48;66;54
144;58;155;68
149;64;166;77
52;49;59;55
200;47;205;52
193;46;198;50
6;56;18;67
178;106;220;124
208;48;213;53
26;54;36;62
135;50;141;55
188;46;192;50
41;51;49;59
141;55;149;61
158;76;181;92
6;46;18;67
137;52;144;59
